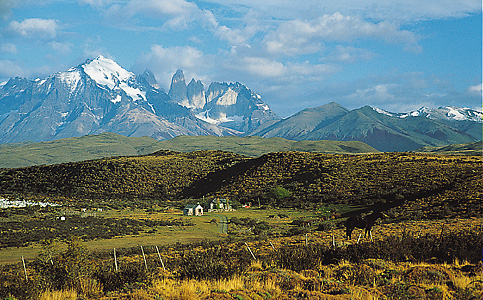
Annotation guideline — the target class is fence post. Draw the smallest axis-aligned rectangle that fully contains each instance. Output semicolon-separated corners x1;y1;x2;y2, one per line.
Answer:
155;246;165;271
245;242;256;260
332;234;336;248
21;256;28;281
305;233;308;246
438;225;445;246
113;248;118;272
141;246;148;271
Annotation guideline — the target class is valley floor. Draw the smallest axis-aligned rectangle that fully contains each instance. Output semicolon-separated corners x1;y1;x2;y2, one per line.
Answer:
1;216;481;300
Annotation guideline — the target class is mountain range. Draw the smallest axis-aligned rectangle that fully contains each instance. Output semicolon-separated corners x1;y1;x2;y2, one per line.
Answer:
251;102;481;152
0;56;278;144
0;56;480;152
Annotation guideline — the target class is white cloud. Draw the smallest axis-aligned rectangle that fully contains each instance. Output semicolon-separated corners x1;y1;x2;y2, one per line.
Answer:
8;18;58;39
225;55;338;83
0;0;15;19
201;0;480;23
327;46;375;63
467;83;482;95
214;9;266;46
107;0;217;31
351;84;399;103
79;0;114;7
135;45;211;87
1;43;17;54
237;57;287;78
49;41;72;54
0;60;26;78
263;13;421;56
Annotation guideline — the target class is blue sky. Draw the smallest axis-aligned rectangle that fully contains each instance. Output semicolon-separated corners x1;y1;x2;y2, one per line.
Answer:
0;0;481;117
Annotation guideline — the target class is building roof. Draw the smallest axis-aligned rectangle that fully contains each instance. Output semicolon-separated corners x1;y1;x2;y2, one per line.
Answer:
184;204;202;209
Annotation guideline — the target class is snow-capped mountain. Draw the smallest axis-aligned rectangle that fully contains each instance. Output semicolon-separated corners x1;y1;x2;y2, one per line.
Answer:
252;102;481;152
0;56;478;151
168;70;278;133
0;56;277;143
373;106;482;123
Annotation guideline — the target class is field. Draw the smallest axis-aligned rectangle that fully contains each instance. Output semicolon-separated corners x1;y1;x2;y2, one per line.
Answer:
0;207;317;264
0;133;378;169
0;150;481;299
0;205;481;299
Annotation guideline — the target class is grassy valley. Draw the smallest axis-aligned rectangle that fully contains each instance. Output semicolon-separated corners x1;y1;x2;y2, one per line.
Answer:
0;133;379;168
415;140;482;156
0;133;162;169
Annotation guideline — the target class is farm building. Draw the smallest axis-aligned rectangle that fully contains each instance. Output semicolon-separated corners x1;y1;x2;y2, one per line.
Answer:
208;198;233;211
183;204;203;216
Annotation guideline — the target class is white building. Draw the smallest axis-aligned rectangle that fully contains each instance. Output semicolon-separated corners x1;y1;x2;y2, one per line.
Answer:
183;204;203;216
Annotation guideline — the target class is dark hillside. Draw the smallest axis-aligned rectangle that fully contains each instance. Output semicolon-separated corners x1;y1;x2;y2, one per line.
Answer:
0;150;246;208
185;152;482;216
0;151;481;218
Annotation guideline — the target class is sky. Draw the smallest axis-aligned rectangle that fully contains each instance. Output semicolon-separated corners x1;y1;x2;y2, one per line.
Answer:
0;0;481;117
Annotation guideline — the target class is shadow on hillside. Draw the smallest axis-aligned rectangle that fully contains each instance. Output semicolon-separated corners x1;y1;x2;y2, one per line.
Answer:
180;155;267;199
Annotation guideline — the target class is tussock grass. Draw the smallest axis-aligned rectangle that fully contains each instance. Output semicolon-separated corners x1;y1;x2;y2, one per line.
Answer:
39;289;77;300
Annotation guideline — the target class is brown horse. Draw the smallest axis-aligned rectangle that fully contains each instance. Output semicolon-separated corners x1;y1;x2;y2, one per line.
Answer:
345;211;386;242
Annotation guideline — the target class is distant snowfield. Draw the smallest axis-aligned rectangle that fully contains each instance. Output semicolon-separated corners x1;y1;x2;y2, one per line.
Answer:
0;198;60;208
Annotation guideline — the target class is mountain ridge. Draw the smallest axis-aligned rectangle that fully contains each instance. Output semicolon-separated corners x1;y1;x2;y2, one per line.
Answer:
251;103;481;152
0;56;277;144
0;56;480;151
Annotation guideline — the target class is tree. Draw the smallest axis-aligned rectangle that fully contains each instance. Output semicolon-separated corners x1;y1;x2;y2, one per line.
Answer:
269;186;291;200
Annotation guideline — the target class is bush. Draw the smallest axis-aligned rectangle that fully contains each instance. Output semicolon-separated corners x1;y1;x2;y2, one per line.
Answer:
269;186;291;200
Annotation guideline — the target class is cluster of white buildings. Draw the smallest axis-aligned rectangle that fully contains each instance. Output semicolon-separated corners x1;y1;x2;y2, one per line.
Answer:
183;198;235;216
0;198;61;209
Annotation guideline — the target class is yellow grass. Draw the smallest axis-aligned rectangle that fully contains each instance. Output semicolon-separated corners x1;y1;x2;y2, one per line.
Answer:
39;289;78;300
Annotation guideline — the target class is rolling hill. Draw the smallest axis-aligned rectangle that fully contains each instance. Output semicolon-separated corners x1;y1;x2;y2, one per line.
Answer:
0;132;378;168
0;150;481;219
415;141;482;156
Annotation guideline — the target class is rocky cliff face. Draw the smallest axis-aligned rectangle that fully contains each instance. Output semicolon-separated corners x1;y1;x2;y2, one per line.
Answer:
168;70;279;133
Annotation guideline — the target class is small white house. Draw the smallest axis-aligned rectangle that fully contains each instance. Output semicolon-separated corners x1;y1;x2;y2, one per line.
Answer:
183;204;203;216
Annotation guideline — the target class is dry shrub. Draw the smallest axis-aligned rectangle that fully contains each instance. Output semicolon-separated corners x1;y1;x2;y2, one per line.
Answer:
349;285;385;300
39;289;77;300
286;290;354;299
404;265;451;284
151;278;201;300
177;280;201;300
334;264;377;286
75;277;103;298
121;289;156;300
211;276;245;292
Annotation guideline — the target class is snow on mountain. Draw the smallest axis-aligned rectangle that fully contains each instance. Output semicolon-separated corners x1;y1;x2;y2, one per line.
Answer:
372;107;393;117
82;55;132;89
82;55;147;102
168;71;279;133
0;57;277;144
373;106;482;123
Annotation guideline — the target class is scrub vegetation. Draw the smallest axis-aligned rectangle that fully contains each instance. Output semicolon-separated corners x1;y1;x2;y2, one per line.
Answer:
0;150;481;299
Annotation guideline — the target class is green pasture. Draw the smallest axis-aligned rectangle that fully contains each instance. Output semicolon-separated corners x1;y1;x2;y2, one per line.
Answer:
0;205;358;264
